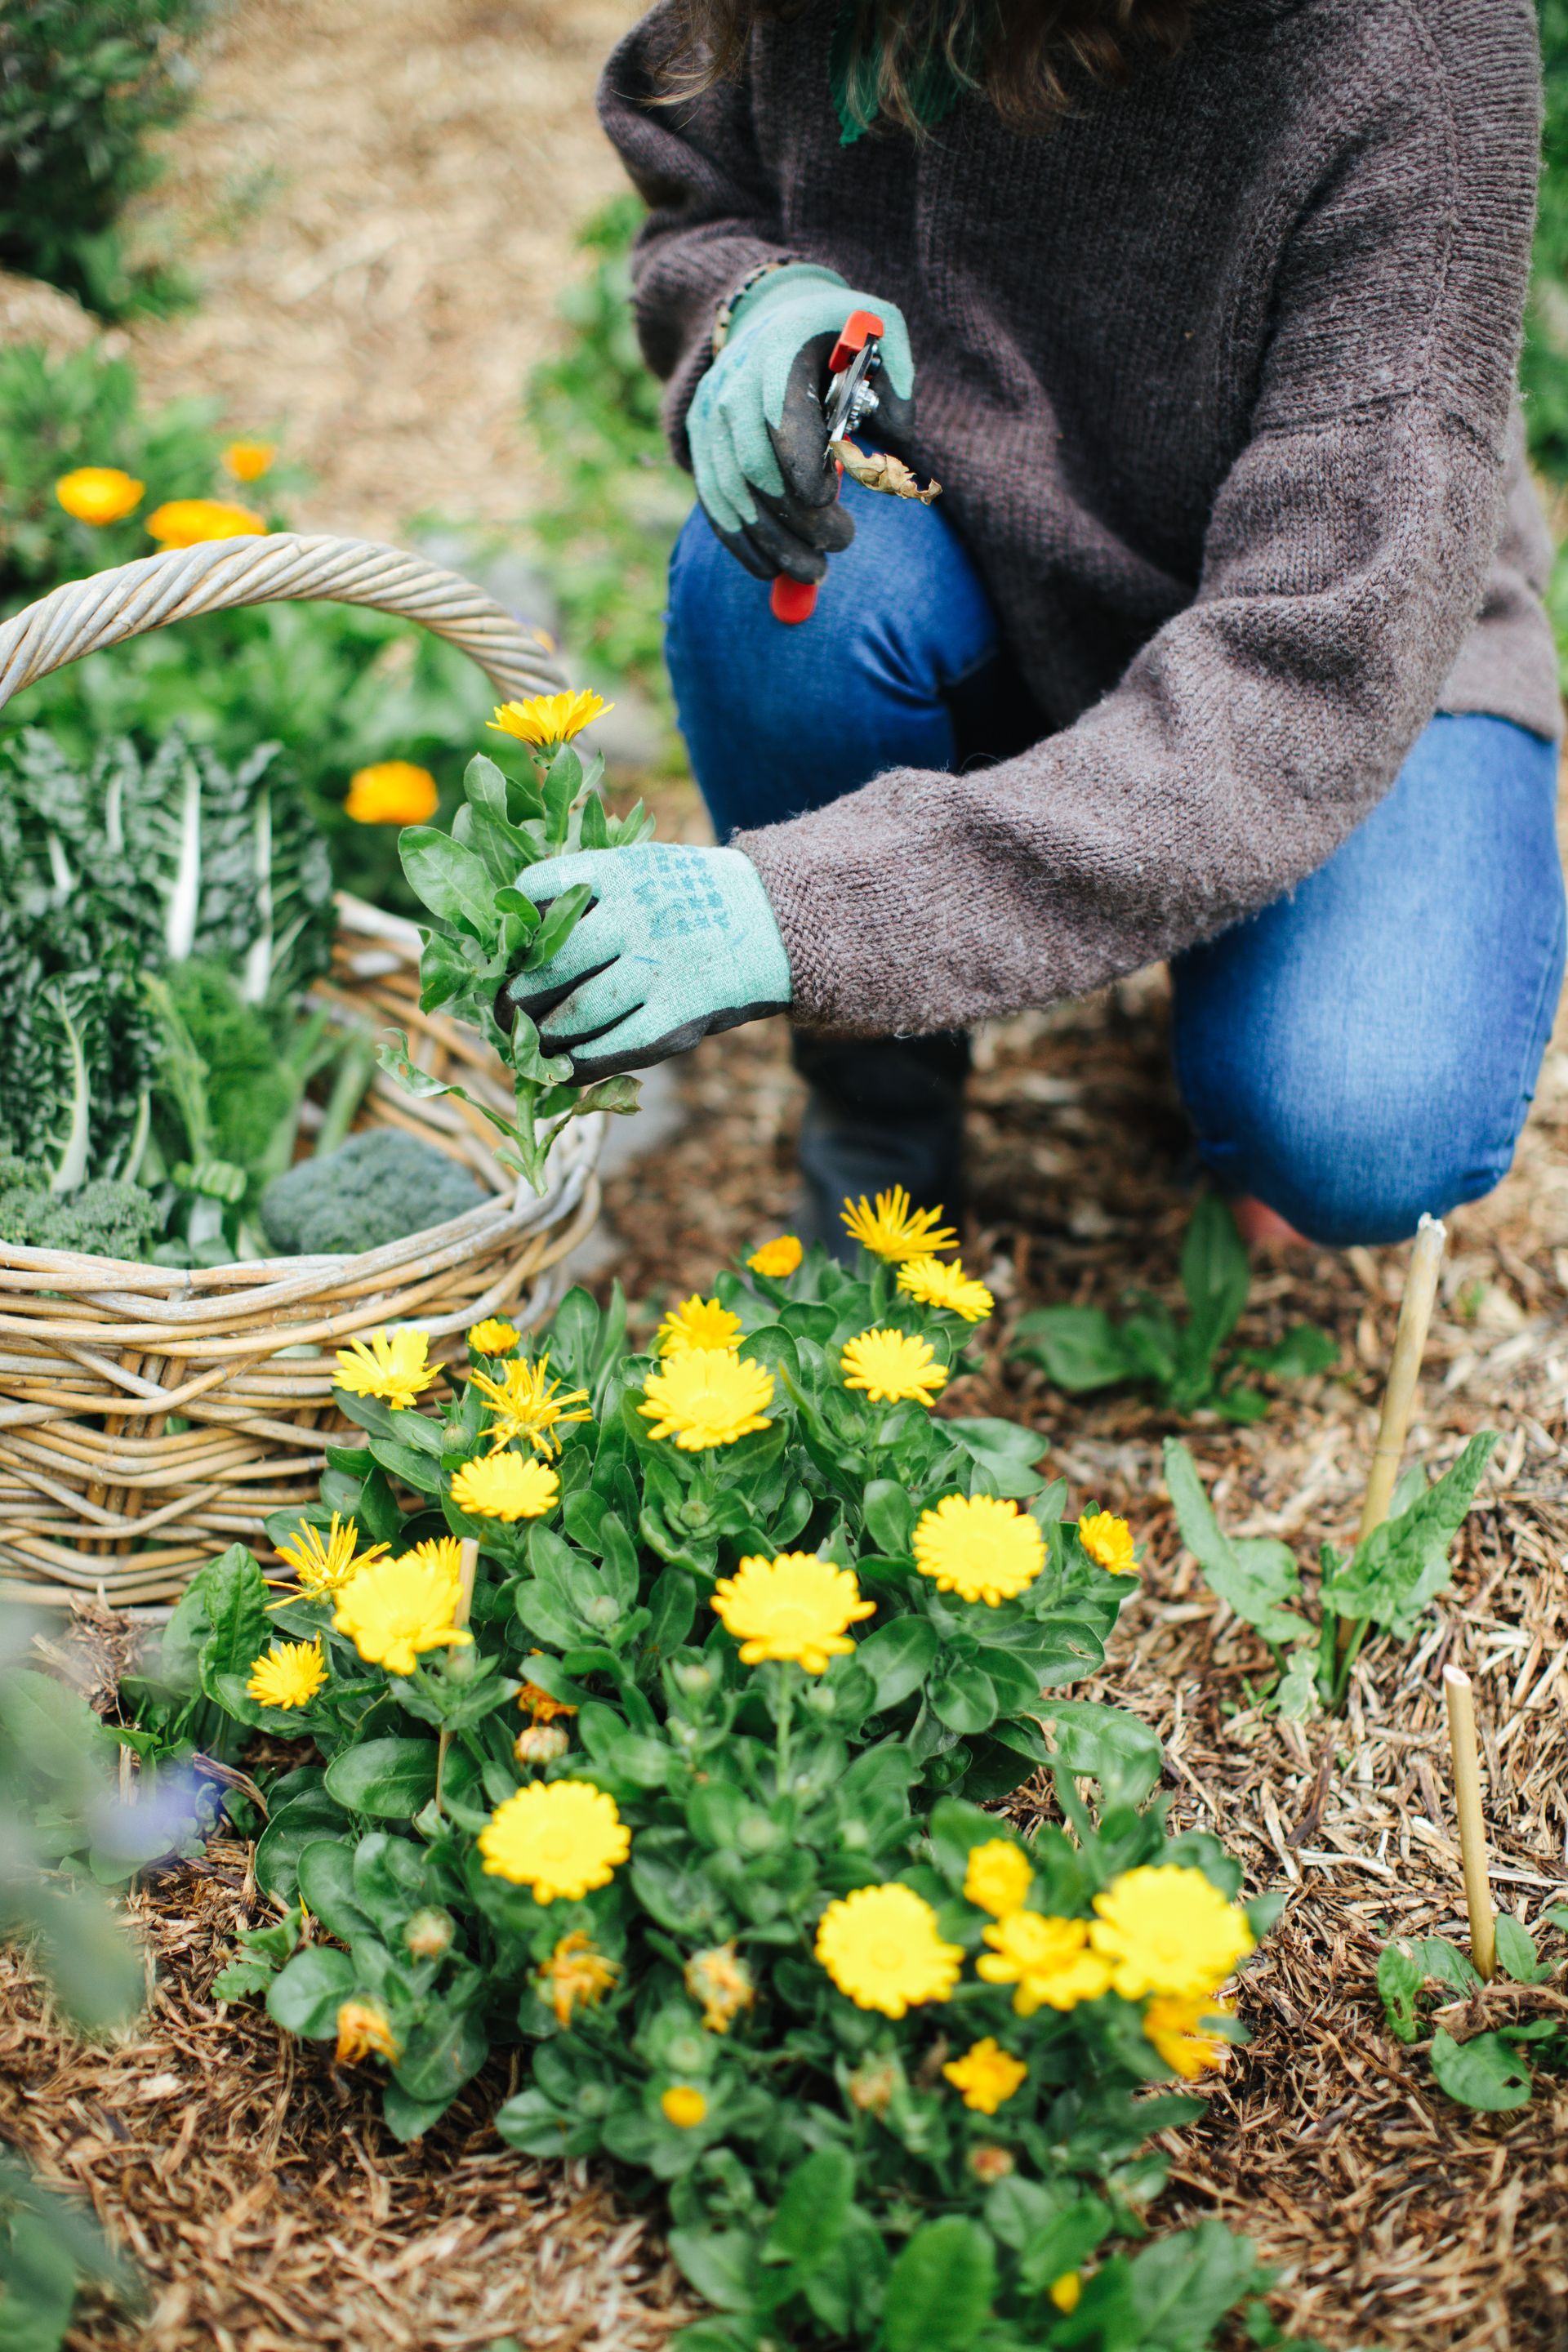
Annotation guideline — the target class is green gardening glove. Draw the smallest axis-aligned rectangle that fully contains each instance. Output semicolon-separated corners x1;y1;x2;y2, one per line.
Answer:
689;262;915;583
498;844;793;1080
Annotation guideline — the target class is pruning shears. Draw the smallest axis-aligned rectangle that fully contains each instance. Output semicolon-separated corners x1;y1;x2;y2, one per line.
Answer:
768;308;885;626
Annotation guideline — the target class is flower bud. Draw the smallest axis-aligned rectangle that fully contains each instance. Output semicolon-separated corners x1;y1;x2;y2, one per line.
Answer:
443;1642;479;1682
403;1908;455;1960
847;2054;902;2114
515;1722;570;1766
968;2145;1015;2183
671;1661;713;1698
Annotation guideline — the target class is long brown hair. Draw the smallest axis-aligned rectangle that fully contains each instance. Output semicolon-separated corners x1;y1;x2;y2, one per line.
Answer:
659;0;1205;135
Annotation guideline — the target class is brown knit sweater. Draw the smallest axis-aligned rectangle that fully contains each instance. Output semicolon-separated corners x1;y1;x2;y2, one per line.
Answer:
599;0;1561;1036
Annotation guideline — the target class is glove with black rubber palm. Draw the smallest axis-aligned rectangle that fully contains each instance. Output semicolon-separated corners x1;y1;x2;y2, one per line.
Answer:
497;843;792;1081
689;263;915;583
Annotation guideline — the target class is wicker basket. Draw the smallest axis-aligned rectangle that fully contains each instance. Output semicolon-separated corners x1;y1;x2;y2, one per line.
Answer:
0;535;603;1608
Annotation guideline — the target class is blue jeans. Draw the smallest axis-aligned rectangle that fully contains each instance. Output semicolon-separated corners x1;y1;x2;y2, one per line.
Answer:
666;486;1566;1245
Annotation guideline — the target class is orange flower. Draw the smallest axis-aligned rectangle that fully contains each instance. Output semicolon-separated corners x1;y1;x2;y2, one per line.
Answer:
345;760;439;825
55;466;143;525
145;498;266;548
224;439;276;482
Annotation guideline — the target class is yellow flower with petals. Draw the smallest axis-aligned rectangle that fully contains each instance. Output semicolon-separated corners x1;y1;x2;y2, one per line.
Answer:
335;1327;436;1410
840;1327;947;1406
345;760;439;825
336;2000;400;2065
270;1511;388;1603
55;466;143;524
224;438;276;482
450;1452;559;1521
977;1913;1114;2016
478;1779;630;1902
963;1838;1034;1918
657;1294;744;1356
685;1943;755;2034
539;1930;619;2027
637;1346;774;1450
245;1637;327;1710
841;1185;958;1262
942;2037;1028;2115
467;1317;521;1356
711;1552;873;1673
470;1353;591;1457
1143;1993;1235;2078
488;688;612;748
814;1883;963;2017
1079;1509;1138;1576
145;497;266;547
1049;2274;1082;2315
897;1254;995;1322
747;1234;803;1279
662;2086;707;2127
1089;1865;1254;2000
332;1549;472;1677
913;1493;1045;1606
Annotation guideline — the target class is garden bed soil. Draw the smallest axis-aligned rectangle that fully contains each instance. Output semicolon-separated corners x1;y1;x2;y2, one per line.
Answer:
7;923;1568;2350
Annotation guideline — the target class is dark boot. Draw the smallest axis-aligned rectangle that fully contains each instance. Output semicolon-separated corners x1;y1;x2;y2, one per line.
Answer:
792;1031;970;1262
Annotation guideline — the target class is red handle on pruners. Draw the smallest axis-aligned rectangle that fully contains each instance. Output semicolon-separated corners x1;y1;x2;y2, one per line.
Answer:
769;308;884;626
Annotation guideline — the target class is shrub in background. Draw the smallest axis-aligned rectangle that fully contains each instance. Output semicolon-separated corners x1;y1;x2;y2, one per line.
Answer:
0;0;213;319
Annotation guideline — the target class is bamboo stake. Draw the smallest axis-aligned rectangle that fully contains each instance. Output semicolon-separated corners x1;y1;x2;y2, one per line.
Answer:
435;1537;480;1811
1358;1212;1447;1542
1443;1663;1495;1980
1335;1214;1447;1674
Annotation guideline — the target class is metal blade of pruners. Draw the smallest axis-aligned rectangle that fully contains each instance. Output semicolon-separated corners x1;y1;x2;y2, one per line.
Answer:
823;318;883;453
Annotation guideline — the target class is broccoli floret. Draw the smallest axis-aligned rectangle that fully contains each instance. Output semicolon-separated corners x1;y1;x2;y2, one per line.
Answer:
259;1128;487;1257
0;1169;160;1261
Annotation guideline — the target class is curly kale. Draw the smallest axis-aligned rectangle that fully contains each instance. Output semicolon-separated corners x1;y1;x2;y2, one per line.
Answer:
259;1128;487;1257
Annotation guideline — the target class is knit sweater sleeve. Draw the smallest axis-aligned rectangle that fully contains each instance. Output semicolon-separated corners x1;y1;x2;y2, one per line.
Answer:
736;7;1548;1037
597;4;796;466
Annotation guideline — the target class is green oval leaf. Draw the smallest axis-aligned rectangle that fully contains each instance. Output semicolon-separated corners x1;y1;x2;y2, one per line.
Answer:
323;1737;439;1820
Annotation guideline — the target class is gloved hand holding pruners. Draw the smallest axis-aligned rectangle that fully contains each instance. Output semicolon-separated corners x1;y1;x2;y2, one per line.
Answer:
497;843;792;1080
688;263;915;585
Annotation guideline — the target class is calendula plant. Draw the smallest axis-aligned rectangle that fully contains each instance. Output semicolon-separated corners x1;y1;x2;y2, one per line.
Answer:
1376;1908;1568;2113
180;1200;1294;2350
379;690;653;1192
1011;1196;1338;1425
1164;1432;1497;1720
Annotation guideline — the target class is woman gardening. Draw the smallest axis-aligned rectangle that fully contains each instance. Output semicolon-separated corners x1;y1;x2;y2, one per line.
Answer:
502;0;1562;1253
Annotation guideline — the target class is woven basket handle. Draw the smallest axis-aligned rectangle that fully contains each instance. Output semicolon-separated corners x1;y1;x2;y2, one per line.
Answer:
0;532;568;714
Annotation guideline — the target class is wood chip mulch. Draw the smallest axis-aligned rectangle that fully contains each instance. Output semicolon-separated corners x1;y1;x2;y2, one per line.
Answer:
8;828;1568;2350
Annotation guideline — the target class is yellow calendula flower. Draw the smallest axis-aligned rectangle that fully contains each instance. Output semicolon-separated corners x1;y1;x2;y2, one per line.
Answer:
470;1353;591;1457
1143;1993;1235;2078
977;1913;1114;2016
1089;1865;1254;2000
963;1838;1035;1919
637;1346;775;1450
223;438;276;482
331;1549;472;1677
449;1451;559;1521
477;1779;630;1902
896;1254;996;1323
840;1185;958;1262
54;466;143;525
747;1233;803;1279
334;1326;436;1411
336;1999;400;2066
662;2085;708;2127
539;1930;619;2027
145;497;266;547
710;1551;874;1674
840;1327;948;1406
1049;2274;1082;2315
467;1317;521;1356
244;1637;327;1710
814;1883;963;2018
685;1942;755;2034
942;2037;1028;2115
1079;1508;1138;1576
656;1294;744;1356
913;1493;1045;1607
270;1511;388;1603
344;760;439;825
488;688;612;748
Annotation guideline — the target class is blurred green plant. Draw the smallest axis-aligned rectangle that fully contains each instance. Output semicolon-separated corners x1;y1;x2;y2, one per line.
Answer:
523;194;693;702
0;0;213;319
1527;2;1568;484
